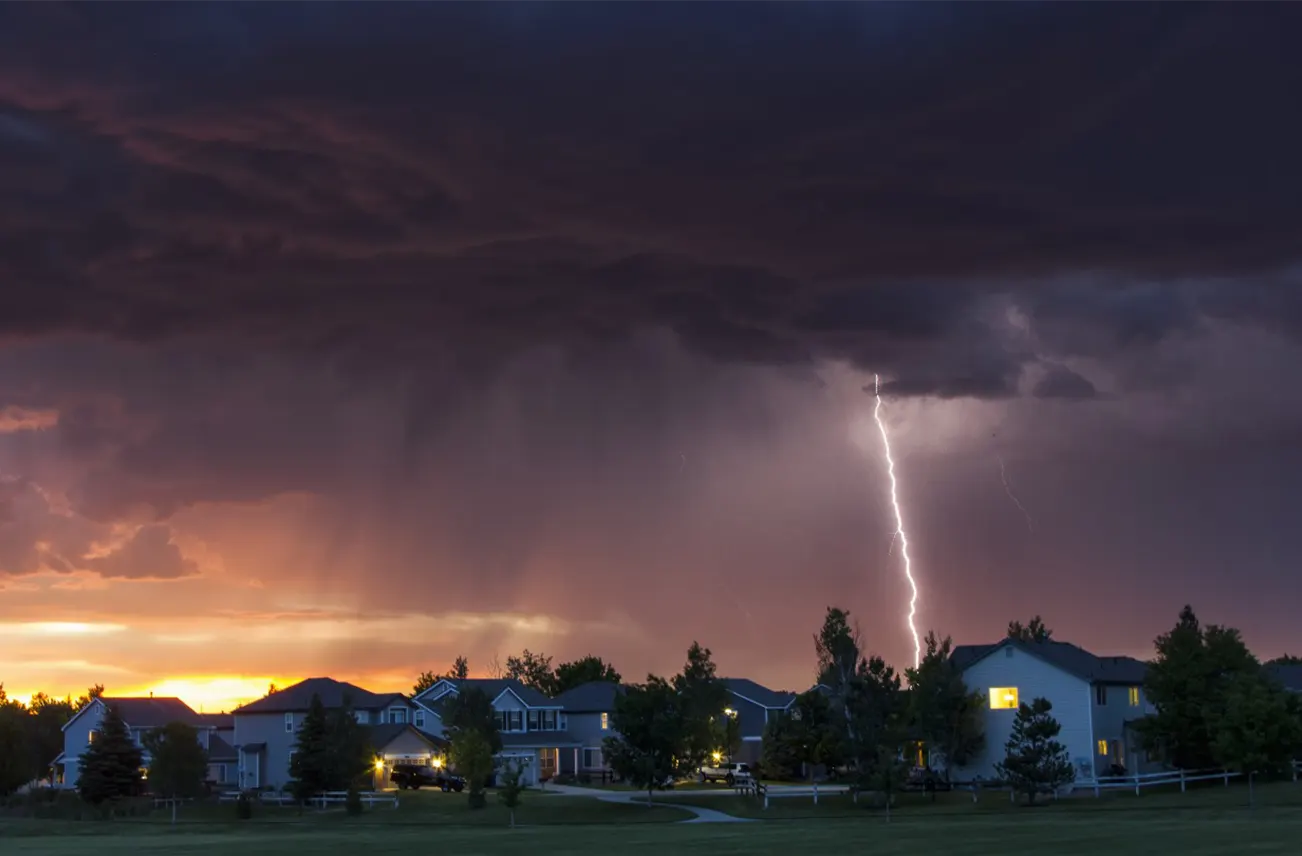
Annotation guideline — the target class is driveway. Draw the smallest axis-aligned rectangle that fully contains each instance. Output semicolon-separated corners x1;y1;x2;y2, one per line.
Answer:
541;783;754;823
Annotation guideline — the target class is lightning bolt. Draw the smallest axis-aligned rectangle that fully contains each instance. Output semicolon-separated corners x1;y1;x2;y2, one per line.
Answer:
872;374;921;668
997;454;1034;532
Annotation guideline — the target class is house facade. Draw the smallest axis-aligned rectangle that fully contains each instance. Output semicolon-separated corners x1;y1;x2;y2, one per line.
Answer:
57;696;212;789
232;677;427;790
552;681;622;778
951;639;1157;784
197;713;237;787
720;678;796;765
414;678;569;786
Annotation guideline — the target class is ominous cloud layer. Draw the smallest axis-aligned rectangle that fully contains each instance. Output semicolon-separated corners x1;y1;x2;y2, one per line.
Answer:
1;4;1301;706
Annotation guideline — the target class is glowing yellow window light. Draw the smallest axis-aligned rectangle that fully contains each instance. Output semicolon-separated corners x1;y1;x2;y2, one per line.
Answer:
988;687;1019;710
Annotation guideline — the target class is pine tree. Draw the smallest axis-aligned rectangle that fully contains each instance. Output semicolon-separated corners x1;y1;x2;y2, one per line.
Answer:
78;703;145;807
996;697;1074;805
324;694;370;791
143;721;209;823
289;694;330;801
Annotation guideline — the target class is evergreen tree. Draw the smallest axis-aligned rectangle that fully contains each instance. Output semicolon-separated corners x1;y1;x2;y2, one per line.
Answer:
761;689;839;780
905;632;986;777
445;687;502;753
78;703;144;806
672;642;729;774
324;695;370;791
449;727;495;809
996;697;1074;805
289;694;330;800
143;721;209;824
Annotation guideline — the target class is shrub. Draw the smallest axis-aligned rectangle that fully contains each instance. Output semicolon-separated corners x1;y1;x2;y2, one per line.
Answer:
552;773;575;786
575;772;592;785
236;792;253;820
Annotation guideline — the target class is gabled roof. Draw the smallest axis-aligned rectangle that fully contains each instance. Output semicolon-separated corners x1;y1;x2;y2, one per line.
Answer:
722;678;796;710
419;678;558;709
196;712;234;730
952;639;1148;685
552;681;623;713
1268;664;1302;692
64;697;204;732
365;723;446;753
207;733;238;761
233;678;409;714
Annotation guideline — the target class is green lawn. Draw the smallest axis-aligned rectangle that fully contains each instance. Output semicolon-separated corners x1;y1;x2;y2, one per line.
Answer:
5;781;1302;855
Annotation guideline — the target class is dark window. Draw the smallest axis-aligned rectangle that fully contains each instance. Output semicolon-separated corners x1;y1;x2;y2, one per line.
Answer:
1095;685;1108;705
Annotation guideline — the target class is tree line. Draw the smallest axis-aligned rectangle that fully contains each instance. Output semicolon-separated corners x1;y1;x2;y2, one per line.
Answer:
411;652;621;698
0;684;104;796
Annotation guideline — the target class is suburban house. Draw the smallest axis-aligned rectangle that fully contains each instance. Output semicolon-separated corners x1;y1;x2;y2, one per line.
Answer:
950;638;1156;784
551;680;623;778
197;712;238;787
413;678;568;786
56;695;214;789
366;723;447;790
721;678;796;764
232;677;428;790
1268;663;1302;694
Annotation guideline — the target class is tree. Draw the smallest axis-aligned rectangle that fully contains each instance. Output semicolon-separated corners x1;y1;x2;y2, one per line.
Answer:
143;721;209;824
497;761;525;827
413;656;471;695
905;632;986;778
505;649;556;695
1211;674;1302;806
324;695;371;792
552;656;621;695
449;727;495;809
1138;605;1261;769
446;656;471;681
761;689;839;781
444;687;503;753
1266;654;1302;668
27;692;76;782
0;686;33;796
1006;616;1052;643
78;703;144;807
816;607;865;750
672;642;729;774
846;655;907;788
289;694;331;801
75;684;105;711
864;745;910;822
266;683;279;696
604;676;686;805
996;697;1074;805
412;671;438;696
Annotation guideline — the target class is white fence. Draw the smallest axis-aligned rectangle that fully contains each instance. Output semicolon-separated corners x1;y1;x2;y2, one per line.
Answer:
217;790;399;808
736;780;851;810
1085;768;1240;797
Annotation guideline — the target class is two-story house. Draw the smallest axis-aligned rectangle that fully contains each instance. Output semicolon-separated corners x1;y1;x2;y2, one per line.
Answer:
57;695;211;789
552;681;623;778
232;677;431;790
950;638;1155;784
413;678;568;786
721;678;796;765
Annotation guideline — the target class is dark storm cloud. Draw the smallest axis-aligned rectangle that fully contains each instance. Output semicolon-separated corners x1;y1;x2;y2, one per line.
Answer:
1;3;1301;389
1032;366;1099;401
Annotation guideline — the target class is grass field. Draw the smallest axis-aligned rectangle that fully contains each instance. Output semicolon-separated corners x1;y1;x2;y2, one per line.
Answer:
5;781;1302;856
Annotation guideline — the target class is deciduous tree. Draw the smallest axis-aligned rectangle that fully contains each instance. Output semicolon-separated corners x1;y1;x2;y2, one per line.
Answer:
604;676;686;805
1211;674;1302;806
28;692;75;781
553;656;622;695
444;687;503;754
761;689;839;781
672;642;729;774
497;762;525;826
143;721;209;824
449;727;495;809
1006;616;1053;643
78;703;144;807
996;697;1074;805
505;650;556;695
0;686;33;796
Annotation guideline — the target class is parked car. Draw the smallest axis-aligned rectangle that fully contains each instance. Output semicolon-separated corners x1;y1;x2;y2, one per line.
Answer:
698;761;753;785
390;763;466;792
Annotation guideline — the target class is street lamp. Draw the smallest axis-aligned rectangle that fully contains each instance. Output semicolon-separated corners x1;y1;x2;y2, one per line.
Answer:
724;708;738;766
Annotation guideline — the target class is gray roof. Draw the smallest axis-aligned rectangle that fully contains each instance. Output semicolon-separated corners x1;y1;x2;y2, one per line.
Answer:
952;639;1148;685
365;723;446;752
552;681;623;713
1268;664;1302;692
196;712;234;729
430;678;558;708
499;731;580;749
722;678;796;710
207;733;237;761
99;697;203;729
233;678;408;714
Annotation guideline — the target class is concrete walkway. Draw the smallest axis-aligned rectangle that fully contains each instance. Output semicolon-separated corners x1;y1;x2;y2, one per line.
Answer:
542;783;754;823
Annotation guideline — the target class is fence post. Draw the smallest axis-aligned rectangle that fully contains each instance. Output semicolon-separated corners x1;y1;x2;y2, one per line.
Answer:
1134;774;1140;796
813;782;819;805
1180;770;1186;793
1093;779;1100;798
1223;771;1229;787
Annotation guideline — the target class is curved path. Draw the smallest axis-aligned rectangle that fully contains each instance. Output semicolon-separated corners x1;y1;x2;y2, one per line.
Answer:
544;783;754;823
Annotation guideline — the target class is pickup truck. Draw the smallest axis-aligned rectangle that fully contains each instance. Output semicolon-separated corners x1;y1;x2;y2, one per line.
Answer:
697;761;753;785
390;763;466;792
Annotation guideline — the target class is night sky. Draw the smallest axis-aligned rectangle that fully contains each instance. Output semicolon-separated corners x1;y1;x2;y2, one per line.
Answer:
2;3;1301;711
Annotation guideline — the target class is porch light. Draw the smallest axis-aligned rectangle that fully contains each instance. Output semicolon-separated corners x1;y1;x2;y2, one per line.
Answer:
375;759;385;771
724;708;736;717
711;751;722;764
432;757;444;769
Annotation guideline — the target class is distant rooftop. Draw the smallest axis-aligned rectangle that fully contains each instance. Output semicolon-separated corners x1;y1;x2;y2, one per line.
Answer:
234;677;406;714
952;639;1148;685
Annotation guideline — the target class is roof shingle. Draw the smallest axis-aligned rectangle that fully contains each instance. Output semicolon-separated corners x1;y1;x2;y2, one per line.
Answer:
233;678;406;714
99;697;203;729
951;639;1148;684
553;681;623;712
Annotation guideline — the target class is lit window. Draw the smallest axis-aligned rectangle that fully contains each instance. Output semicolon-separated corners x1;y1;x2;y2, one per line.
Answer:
1128;687;1140;707
600;712;609;730
1097;740;1108;756
284;713;294;733
88;730;98;744
988;688;1019;710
